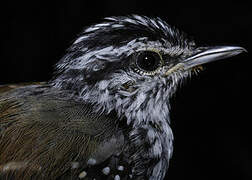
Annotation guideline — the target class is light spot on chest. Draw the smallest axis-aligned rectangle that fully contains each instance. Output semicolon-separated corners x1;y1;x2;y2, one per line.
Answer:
78;171;87;179
87;158;97;166
102;167;110;175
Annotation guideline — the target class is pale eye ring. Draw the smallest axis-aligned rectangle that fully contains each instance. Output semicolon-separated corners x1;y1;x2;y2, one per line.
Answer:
136;51;162;72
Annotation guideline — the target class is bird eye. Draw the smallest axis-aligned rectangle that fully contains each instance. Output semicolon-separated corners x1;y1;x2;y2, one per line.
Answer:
136;51;162;72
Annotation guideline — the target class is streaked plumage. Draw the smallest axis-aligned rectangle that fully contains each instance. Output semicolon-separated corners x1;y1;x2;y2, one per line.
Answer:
0;15;246;180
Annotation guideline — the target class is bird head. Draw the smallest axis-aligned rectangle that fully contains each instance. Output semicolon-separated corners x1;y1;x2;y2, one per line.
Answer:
52;15;246;127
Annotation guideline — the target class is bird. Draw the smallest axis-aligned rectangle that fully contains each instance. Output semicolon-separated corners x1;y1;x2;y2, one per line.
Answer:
0;15;246;180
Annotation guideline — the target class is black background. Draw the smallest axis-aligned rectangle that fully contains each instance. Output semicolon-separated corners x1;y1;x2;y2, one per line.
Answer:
1;1;251;180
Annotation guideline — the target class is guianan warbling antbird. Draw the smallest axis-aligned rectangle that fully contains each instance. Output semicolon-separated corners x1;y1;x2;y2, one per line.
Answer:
0;15;246;180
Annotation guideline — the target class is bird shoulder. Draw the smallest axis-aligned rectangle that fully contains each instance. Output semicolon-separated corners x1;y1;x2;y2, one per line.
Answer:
0;83;123;179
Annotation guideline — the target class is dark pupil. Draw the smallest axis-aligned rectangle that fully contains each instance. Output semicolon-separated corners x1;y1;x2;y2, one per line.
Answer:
137;51;160;71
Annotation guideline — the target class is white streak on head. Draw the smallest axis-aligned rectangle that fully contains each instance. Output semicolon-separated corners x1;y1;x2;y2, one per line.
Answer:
150;19;159;29
74;36;89;44
126;39;137;47
159;20;168;30
133;15;148;26
124;18;137;24
104;17;117;21
85;26;100;33
95;23;110;27
112;24;124;28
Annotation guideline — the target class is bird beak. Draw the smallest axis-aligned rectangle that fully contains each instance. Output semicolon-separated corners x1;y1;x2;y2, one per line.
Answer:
183;46;247;70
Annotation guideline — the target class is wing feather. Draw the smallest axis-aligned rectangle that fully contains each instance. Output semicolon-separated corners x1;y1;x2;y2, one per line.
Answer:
0;83;123;179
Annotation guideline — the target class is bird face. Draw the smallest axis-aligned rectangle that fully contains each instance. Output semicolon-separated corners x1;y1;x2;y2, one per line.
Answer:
52;15;245;127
